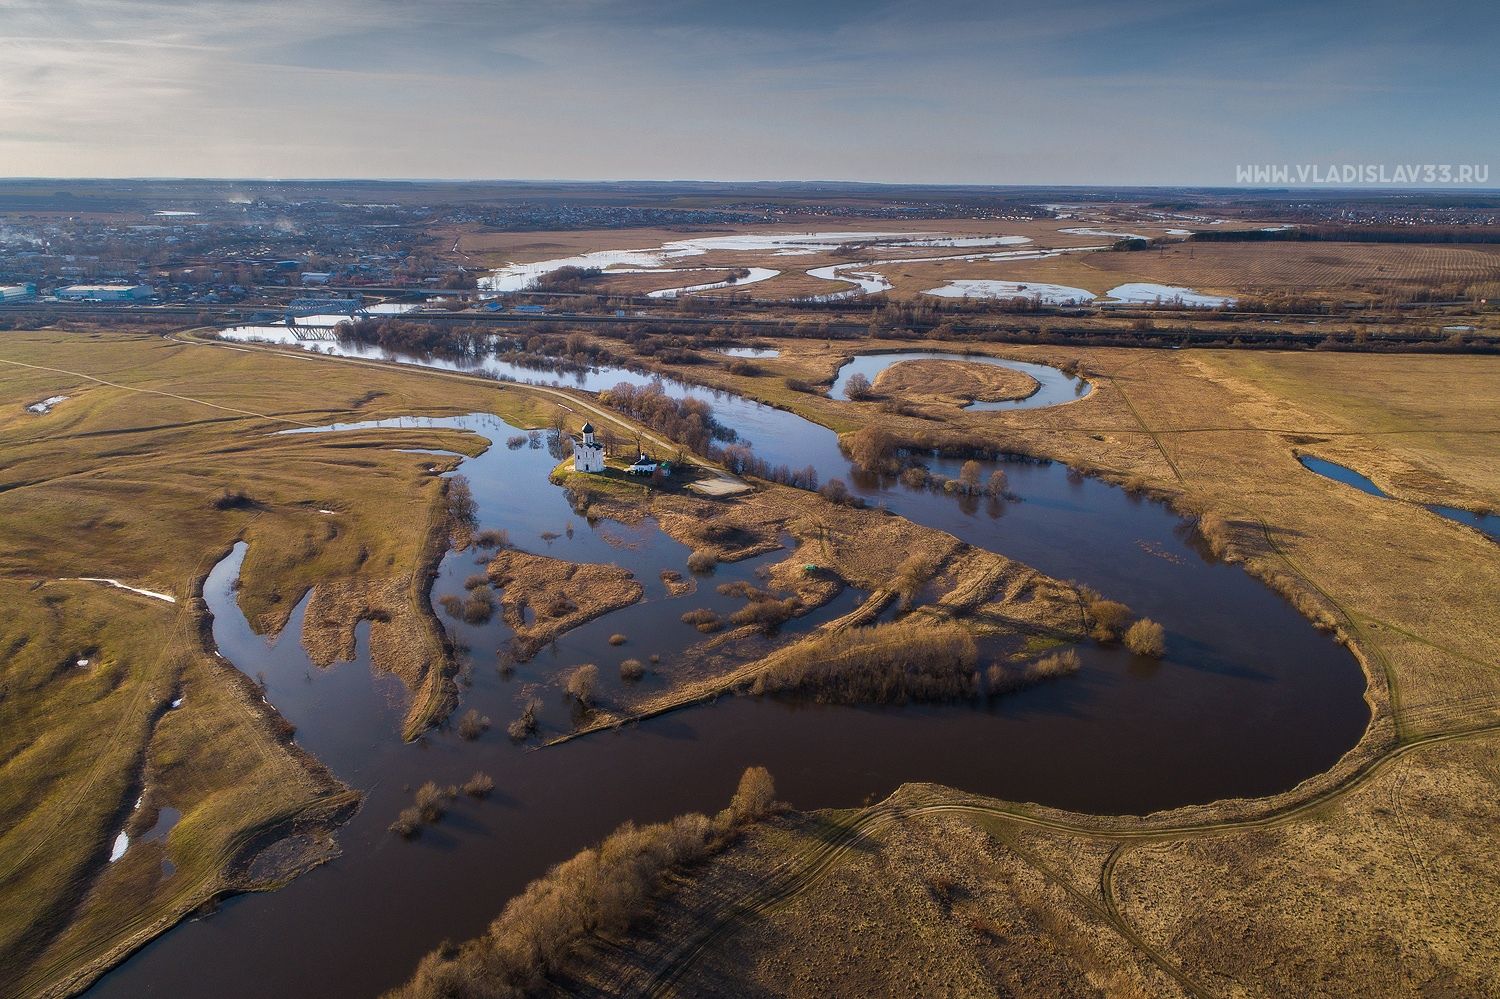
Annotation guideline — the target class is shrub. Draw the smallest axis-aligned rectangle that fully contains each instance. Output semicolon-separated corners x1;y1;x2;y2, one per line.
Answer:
891;553;937;609
507;697;542;740
1124;618;1166;657
986;649;1081;695
506;435;527;450
986;469;1008;497
845;371;874;400
462;590;496;624
729;766;776;823
619;658;645;681
819;478;851;505
446;475;478;526
457;708;490;741
389;807;423;839
843;426;898;474
462;772;495;798
784;377;814;393
437;593;464;617
1198;511;1233;558
475;528;509;549
415;782;447;823
1086;599;1131;642
608;633;627;646
212;489;254;510
751;619;979;704
680;608;723;633
729;597;800;633
899;466;930;489
686;549;717;573
566;664;599;706
463;573;489;590
390;767;777;998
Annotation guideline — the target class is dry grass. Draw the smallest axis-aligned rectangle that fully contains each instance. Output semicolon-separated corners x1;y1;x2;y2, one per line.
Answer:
486;549;643;660
872;241;1500;301
871;358;1039;408
749;618;980;703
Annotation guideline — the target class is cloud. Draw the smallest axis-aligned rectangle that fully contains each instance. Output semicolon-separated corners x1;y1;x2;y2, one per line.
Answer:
0;0;1494;182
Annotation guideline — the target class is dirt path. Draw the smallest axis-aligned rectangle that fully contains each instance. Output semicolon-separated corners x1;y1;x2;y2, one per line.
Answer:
0;355;321;429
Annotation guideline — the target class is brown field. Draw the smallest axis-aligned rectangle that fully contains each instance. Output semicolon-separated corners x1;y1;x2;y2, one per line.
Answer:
871;241;1500;302
452;217;1500;312
440;215;1265;274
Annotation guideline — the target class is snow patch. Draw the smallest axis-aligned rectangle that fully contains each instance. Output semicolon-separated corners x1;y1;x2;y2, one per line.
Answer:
1104;283;1235;308
924;280;1096;305
26;395;68;414
66;578;176;603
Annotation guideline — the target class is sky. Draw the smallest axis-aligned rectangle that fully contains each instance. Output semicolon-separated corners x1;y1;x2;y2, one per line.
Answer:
1;0;1496;185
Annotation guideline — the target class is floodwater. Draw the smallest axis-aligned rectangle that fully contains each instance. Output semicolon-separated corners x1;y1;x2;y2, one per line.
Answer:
1104;283;1235;308
475;231;1024;295
1299;455;1498;541
716;346;781;358
86;343;1370;999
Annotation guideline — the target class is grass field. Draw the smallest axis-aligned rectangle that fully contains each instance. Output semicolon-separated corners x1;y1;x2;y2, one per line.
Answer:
0;329;573;998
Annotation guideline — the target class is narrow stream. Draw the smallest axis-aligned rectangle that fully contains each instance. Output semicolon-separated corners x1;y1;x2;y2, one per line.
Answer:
1299;455;1498;541
88;347;1369;998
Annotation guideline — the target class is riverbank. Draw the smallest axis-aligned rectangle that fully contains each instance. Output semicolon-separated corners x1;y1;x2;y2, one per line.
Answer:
0;331;570;998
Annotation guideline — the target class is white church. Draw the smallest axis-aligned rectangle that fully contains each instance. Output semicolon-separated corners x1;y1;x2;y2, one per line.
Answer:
572;422;606;473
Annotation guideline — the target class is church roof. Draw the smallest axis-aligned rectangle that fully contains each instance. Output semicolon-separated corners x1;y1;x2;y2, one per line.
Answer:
580;421;594;434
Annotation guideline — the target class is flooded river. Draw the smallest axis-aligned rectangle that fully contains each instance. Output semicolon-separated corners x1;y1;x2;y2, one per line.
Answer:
87;341;1368;998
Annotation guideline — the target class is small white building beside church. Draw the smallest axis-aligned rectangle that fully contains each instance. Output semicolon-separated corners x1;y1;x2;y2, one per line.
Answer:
572;421;605;473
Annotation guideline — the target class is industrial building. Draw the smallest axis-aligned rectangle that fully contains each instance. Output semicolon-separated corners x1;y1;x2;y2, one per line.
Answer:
0;283;36;302
55;284;153;302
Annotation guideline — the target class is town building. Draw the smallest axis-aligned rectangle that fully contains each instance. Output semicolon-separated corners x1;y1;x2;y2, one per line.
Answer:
54;284;153;301
572;422;605;473
0;283;37;302
300;272;333;285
